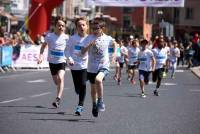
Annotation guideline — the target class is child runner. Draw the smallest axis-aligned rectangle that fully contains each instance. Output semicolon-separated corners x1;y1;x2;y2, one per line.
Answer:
152;38;168;96
65;17;89;115
81;18;116;117
138;39;156;98
169;40;180;79
37;16;69;108
127;38;140;85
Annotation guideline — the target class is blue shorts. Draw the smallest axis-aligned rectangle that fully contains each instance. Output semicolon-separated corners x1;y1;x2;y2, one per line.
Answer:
87;68;109;84
139;70;151;84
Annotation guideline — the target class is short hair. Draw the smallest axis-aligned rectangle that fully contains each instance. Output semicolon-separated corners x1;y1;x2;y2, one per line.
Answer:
74;16;89;27
54;15;66;26
141;39;148;45
92;17;106;28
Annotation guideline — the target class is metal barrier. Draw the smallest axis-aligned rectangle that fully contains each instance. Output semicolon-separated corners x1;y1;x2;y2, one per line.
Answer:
0;46;13;67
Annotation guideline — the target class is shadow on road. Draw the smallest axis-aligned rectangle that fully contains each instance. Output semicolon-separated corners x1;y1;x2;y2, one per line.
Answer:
30;118;96;123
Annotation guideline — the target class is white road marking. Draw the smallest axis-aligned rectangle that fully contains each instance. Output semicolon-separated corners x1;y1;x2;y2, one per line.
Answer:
30;92;51;98
0;97;25;104
190;89;200;92
26;79;47;83
0;87;71;104
162;83;177;86
176;70;184;72
149;81;177;86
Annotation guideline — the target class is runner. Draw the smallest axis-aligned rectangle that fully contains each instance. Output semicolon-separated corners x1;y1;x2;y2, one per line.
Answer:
65;17;89;115
152;38;168;96
113;39;128;85
138;39;156;98
81;18;116;117
37;16;69;108
127;38;140;85
169;40;180;79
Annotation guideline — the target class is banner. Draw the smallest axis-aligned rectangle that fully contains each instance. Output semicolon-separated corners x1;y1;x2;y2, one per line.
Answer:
86;0;185;7
13;44;49;68
1;46;13;66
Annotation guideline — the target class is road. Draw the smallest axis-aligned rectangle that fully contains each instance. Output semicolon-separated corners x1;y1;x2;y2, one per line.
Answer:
0;67;200;134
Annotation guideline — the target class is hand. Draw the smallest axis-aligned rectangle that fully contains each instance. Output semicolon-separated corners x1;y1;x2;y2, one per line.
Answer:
37;55;43;64
68;60;74;66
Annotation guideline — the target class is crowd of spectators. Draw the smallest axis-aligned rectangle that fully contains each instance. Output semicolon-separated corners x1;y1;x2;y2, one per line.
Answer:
0;26;45;73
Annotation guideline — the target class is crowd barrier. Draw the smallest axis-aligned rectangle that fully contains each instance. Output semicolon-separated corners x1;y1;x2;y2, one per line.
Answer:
0;46;13;67
1;44;49;69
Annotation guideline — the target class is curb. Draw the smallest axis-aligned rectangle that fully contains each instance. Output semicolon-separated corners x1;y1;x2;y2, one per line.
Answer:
190;66;200;79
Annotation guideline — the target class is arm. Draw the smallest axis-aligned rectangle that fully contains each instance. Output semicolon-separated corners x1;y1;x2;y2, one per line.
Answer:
111;40;117;63
64;38;74;66
151;56;156;71
37;43;47;64
81;40;95;55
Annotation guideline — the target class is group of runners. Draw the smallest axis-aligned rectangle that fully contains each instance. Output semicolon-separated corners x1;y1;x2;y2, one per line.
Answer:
37;15;180;118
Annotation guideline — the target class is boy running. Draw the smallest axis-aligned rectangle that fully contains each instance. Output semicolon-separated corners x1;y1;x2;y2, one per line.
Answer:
138;39;156;98
81;18;116;117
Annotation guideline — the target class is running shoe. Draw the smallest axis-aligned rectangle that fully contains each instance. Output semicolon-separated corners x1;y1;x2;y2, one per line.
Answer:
153;90;159;96
75;105;83;116
113;75;117;81
98;101;105;112
162;72;167;78
92;104;98;117
141;93;146;98
52;97;60;108
117;79;121;85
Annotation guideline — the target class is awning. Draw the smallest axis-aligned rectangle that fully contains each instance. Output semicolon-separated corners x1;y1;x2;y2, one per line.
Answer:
0;9;18;21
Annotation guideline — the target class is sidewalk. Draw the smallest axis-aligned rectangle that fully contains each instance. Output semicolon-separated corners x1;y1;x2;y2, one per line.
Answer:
191;66;200;79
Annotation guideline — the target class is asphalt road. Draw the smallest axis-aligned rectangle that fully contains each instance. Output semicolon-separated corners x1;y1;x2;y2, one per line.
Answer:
0;67;200;134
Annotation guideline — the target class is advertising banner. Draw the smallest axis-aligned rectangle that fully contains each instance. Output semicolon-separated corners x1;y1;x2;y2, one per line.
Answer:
13;45;49;68
87;0;185;7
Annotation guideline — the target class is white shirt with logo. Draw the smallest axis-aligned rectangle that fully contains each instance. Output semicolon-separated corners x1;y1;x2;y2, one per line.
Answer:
84;34;114;73
45;33;69;64
127;46;140;65
138;49;154;71
152;48;167;69
65;34;88;70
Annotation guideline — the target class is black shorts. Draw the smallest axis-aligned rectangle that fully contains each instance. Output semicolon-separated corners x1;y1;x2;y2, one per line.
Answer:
119;62;124;68
128;65;137;70
152;68;164;82
49;62;66;75
87;68;109;84
139;70;151;84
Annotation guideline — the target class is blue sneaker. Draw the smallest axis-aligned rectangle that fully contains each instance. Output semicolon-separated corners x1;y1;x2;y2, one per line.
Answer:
75;105;83;116
98;101;105;112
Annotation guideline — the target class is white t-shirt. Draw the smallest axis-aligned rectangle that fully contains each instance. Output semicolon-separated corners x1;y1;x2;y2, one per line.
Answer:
138;49;154;71
169;47;180;62
152;48;167;69
65;34;88;70
118;45;128;63
127;46;140;65
45;32;69;64
84;34;114;73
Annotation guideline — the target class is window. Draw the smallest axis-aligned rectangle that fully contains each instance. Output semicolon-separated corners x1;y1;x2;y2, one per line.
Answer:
185;8;193;20
123;7;132;14
123;16;131;29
